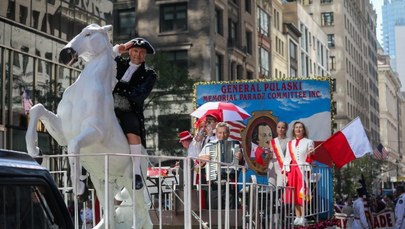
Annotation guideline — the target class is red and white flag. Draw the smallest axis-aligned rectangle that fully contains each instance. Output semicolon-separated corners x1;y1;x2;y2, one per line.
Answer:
322;117;372;168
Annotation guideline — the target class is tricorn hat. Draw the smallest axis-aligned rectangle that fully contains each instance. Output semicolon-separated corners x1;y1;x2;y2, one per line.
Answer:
178;131;193;142
126;37;155;54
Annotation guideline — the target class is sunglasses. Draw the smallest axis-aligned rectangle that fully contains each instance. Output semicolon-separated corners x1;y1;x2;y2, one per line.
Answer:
206;118;217;124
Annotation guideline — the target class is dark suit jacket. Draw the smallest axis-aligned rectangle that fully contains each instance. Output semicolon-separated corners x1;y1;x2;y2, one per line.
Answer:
113;57;157;146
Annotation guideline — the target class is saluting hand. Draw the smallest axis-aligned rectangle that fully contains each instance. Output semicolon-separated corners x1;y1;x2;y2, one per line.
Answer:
117;44;128;54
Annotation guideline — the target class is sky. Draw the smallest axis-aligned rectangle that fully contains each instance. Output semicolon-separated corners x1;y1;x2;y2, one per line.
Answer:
371;0;383;45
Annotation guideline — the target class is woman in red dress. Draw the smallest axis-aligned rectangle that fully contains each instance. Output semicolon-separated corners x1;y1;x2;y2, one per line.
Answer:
283;121;314;226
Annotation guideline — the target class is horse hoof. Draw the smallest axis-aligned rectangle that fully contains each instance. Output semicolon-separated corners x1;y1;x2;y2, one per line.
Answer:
134;175;143;190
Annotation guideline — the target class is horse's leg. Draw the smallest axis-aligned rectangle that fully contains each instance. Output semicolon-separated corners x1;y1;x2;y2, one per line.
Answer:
133;147;153;229
67;125;104;196
26;104;67;156
92;177;120;229
113;148;152;229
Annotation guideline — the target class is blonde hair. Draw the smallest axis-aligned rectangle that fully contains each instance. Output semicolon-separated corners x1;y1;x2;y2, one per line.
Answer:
216;122;230;133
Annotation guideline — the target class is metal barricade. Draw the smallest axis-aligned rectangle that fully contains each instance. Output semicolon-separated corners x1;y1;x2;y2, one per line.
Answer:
35;153;333;229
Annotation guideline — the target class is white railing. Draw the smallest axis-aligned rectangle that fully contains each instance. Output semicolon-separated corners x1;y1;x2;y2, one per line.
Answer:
37;153;333;229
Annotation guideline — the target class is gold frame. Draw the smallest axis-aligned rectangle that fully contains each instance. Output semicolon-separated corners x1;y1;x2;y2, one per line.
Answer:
241;111;279;175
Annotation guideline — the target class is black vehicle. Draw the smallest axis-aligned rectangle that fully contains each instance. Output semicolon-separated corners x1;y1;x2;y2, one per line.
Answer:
0;149;74;229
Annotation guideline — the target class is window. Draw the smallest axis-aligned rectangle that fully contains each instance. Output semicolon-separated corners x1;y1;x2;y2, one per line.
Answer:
160;3;187;33
246;31;252;54
230;62;237;80
258;8;269;36
117;9;135;35
275;36;284;56
228;19;237;45
0;183;69;228
289;41;297;61
327;34;335;48
290;66;297;78
259;47;270;77
215;8;223;35
32;11;40;29
274;9;280;31
321;12;334;26
164;50;188;69
19;5;28;25
247;70;253;79
215;54;224;81
302;0;313;4
330;56;336;70
289;41;297;77
321;0;333;3
245;0;251;13
237;64;243;80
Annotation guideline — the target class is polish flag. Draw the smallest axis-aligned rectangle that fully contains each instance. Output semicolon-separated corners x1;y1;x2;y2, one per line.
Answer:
322;117;372;168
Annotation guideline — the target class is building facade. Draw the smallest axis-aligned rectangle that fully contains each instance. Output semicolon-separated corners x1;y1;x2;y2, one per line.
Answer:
394;25;405;91
382;0;405;73
283;2;330;78
0;0;112;153
297;0;380;147
377;47;404;179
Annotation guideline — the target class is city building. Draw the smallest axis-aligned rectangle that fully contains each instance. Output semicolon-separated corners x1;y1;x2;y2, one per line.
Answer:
395;25;405;91
282;1;330;78
382;0;405;82
377;46;404;180
0;0;112;153
297;0;380;147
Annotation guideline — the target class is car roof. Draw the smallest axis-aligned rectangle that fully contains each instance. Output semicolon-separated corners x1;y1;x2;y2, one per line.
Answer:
0;149;44;171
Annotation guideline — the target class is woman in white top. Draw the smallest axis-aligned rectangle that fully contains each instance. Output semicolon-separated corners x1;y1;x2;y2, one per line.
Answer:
283;121;314;226
268;121;290;187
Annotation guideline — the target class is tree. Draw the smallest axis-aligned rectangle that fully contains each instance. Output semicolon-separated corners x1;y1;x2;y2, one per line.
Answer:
145;51;197;111
333;155;385;198
144;52;199;155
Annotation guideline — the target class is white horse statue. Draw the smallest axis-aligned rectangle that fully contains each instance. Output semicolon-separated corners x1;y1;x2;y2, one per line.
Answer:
25;24;152;229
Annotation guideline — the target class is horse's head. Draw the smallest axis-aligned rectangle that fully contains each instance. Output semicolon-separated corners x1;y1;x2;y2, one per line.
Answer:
59;24;113;66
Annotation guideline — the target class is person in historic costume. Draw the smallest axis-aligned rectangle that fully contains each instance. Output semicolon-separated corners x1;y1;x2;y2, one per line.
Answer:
283;121;314;226
268;121;290;187
352;187;370;229
112;37;157;190
394;185;405;229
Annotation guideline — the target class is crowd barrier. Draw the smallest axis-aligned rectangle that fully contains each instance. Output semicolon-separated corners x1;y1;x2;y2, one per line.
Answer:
37;153;333;229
